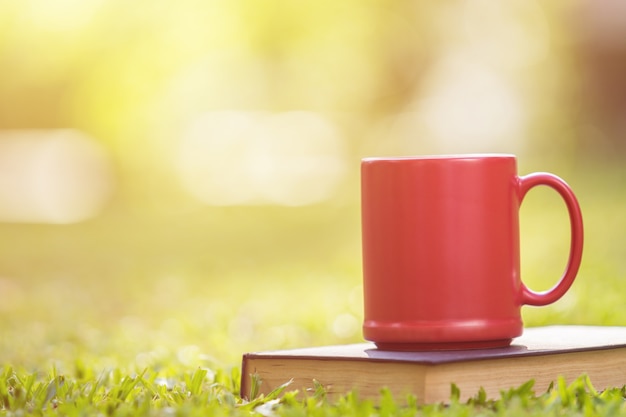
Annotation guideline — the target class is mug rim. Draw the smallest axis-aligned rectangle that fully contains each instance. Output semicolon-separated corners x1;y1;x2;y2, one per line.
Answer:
362;153;516;162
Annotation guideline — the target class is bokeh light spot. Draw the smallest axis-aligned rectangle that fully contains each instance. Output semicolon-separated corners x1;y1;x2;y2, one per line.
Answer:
0;129;114;223
177;111;347;206
415;52;525;153
331;313;359;339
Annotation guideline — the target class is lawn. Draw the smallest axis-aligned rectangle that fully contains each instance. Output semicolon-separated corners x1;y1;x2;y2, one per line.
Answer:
1;163;625;415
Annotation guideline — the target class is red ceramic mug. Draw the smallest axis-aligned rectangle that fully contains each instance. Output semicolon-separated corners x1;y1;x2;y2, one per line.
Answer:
361;154;583;350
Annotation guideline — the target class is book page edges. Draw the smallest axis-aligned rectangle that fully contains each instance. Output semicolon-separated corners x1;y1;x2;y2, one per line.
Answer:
242;356;429;400
243;347;626;403
423;347;626;403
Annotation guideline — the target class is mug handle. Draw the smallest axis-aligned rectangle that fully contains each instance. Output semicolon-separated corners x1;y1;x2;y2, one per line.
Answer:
518;172;584;306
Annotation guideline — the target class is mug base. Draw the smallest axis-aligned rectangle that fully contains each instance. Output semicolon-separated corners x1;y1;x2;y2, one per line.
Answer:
364;317;522;351
374;338;512;351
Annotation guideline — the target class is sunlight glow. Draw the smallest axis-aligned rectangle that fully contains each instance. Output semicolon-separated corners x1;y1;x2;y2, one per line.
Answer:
383;0;549;155
177;111;347;206
0;129;114;223
419;53;525;151
388;51;526;154
23;0;104;32
461;0;551;70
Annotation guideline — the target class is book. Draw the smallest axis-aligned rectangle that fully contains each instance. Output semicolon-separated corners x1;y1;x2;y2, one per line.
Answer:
241;326;626;404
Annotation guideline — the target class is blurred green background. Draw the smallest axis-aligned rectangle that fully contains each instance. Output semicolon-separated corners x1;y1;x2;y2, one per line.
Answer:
0;0;625;373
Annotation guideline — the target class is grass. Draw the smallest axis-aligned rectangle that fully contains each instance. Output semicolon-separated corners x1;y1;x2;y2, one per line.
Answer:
1;366;625;416
1;162;626;415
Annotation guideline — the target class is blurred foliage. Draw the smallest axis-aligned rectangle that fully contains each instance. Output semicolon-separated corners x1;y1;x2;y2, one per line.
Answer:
0;0;625;373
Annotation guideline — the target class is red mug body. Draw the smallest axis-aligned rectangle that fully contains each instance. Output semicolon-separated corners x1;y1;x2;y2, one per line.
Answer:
361;154;583;350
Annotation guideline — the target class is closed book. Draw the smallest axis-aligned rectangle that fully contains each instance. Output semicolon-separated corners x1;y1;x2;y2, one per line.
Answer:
241;326;626;403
